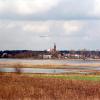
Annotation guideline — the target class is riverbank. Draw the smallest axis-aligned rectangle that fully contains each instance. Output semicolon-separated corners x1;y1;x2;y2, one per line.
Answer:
0;58;100;68
1;73;100;81
1;62;100;68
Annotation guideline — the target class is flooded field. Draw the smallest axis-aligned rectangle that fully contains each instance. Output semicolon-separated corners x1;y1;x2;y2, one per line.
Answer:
0;68;71;74
0;66;100;74
0;59;100;74
0;58;100;65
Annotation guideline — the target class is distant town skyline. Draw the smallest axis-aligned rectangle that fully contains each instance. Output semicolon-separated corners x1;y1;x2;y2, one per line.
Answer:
0;0;100;50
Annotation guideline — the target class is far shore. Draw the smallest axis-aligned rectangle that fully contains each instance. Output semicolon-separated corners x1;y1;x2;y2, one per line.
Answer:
1;58;100;61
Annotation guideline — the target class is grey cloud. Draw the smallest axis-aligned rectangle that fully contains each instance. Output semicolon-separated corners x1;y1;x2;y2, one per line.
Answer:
0;0;99;20
0;20;100;50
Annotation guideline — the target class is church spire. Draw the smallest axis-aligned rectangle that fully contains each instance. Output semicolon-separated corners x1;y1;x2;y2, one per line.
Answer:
54;43;56;52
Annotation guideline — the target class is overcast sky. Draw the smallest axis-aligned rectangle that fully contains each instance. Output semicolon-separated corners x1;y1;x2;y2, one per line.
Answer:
0;0;100;50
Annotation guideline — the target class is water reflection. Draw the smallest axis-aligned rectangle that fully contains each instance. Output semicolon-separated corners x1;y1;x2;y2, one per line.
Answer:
0;67;100;74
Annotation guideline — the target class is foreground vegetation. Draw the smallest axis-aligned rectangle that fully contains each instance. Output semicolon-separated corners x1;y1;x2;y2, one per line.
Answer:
0;73;100;100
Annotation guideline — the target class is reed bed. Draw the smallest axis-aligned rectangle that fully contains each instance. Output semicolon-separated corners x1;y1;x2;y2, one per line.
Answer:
0;73;100;100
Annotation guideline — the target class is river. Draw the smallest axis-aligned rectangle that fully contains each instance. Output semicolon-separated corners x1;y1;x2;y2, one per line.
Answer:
0;58;100;65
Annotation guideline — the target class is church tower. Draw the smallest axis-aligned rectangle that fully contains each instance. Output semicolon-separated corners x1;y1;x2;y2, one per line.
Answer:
54;43;56;52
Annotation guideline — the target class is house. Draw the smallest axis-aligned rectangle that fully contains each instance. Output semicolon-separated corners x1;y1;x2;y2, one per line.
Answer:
43;54;52;59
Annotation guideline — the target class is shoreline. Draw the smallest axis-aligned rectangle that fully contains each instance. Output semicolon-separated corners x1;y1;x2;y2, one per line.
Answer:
1;58;100;61
1;72;100;80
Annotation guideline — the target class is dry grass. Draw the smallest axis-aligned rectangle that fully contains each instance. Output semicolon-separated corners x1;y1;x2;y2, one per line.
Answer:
1;61;100;69
0;62;69;68
0;73;100;100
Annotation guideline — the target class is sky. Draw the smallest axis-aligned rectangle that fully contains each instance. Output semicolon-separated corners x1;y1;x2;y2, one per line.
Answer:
0;0;100;50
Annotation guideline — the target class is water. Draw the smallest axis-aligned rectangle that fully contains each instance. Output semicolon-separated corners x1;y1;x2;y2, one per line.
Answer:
0;68;76;74
0;67;100;74
0;59;100;74
0;58;100;65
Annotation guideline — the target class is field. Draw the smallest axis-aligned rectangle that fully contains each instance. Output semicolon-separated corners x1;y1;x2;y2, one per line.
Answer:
0;73;100;100
26;74;100;81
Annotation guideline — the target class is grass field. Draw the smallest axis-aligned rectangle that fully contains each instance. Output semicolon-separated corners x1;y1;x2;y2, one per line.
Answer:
27;74;100;81
0;73;100;100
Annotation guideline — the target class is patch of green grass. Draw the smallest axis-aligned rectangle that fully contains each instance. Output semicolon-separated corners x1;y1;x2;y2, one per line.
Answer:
31;75;100;81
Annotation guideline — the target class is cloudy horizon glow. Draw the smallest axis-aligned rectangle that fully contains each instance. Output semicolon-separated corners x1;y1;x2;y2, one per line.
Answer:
0;0;100;50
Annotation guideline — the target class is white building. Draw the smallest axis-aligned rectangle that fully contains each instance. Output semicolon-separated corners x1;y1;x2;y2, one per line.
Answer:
43;55;52;59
